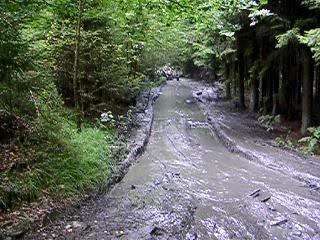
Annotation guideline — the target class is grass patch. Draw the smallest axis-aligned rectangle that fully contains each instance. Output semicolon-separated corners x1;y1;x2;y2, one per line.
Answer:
0;122;126;210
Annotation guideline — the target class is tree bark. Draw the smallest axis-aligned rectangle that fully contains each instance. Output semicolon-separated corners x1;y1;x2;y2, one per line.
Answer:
272;63;279;115
73;0;83;130
250;39;260;112
288;50;297;120
232;62;237;97
225;64;231;99
279;53;288;115
237;43;246;109
301;48;314;135
250;74;259;112
315;65;320;105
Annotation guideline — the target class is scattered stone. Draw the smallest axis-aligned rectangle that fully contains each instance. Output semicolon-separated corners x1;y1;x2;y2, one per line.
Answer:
150;226;165;236
270;218;288;227
249;189;261;197
293;231;302;237
131;185;136;190
72;221;83;229
65;224;72;230
252;192;260;198
186;99;192;104
268;206;277;212
261;196;271;203
115;230;124;237
186;232;198;240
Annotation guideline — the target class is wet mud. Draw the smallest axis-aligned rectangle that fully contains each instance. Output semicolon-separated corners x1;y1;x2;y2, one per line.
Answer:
27;79;320;240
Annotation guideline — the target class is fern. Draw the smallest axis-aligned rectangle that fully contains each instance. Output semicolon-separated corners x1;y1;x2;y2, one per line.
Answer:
302;0;320;10
276;28;302;48
301;28;320;63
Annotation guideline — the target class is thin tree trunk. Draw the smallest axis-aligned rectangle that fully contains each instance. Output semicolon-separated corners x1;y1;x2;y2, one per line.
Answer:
250;74;259;112
301;49;314;135
279;53;288;115
232;63;237;97
266;68;274;114
315;65;320;105
238;46;245;109
288;50;297;120
272;63;279;115
250;39;260;112
73;0;82;130
225;64;231;99
298;63;303;105
226;82;231;99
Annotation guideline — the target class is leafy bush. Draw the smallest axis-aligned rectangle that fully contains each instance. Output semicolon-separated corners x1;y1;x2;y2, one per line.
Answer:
0;86;127;210
0;122;126;210
299;127;320;154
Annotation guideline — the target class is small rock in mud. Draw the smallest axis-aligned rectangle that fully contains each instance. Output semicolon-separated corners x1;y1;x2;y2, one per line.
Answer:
268;206;277;212
261;196;271;203
311;234;320;239
270;218;288;227
186;232;198;240
115;230;124;237
65;224;72;230
293;230;302;237
72;221;84;229
150;226;166;236
249;189;261;197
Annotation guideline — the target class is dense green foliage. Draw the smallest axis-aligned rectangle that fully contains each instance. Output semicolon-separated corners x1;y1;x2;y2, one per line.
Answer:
0;0;192;209
1;0;320;212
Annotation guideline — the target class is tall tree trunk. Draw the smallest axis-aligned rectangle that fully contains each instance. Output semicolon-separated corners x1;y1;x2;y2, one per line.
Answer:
237;43;246;109
279;53;288;115
73;0;82;130
250;39;260;112
315;65;320;106
288;49;297;120
272;62;279;115
250;76;259;112
301;48;314;135
296;63;302;107
225;64;231;99
232;62;237;97
266;68;274;114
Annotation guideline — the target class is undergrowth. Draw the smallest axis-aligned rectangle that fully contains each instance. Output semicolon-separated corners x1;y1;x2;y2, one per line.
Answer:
0;125;126;211
275;127;320;155
0;85;127;211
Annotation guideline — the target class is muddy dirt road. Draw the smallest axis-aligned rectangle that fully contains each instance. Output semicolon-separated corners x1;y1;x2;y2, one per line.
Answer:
29;79;320;240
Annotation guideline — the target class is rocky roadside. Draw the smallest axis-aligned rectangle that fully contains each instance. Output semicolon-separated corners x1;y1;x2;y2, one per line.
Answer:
0;84;164;240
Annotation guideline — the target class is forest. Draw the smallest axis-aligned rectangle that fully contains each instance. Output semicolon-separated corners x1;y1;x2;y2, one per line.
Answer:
1;0;320;238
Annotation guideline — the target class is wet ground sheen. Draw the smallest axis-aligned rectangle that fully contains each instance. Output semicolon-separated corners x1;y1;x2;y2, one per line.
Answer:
29;79;320;240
